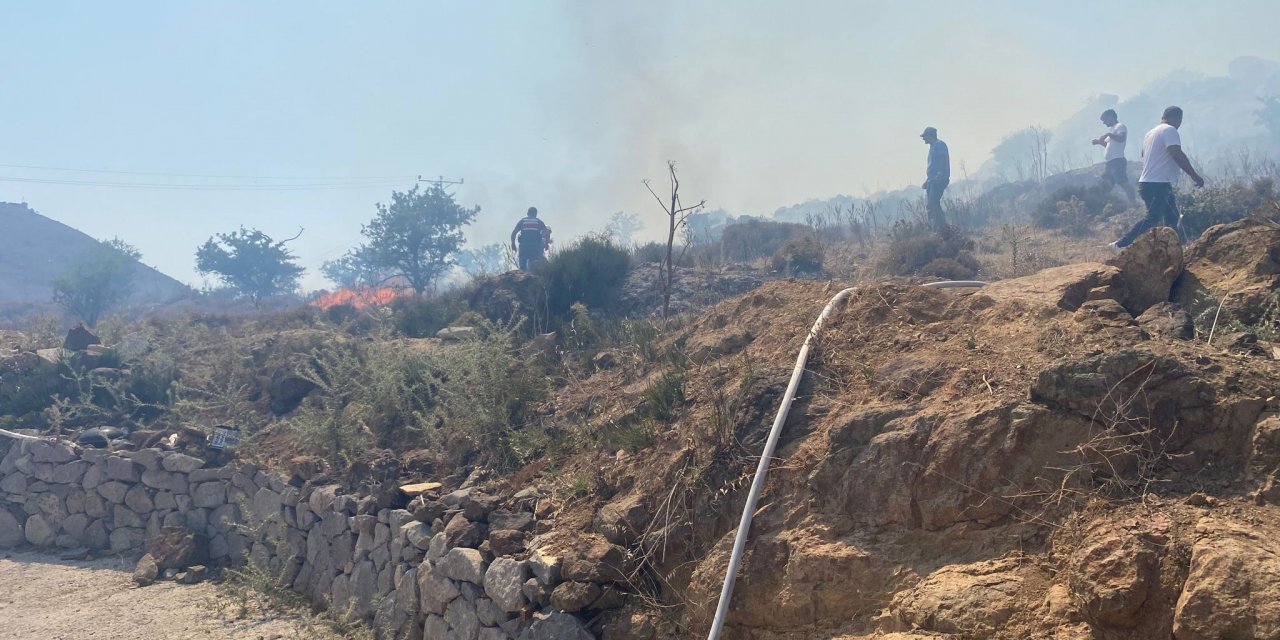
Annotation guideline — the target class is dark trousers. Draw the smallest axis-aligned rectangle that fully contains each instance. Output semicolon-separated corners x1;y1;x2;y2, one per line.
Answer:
1101;158;1137;203
1117;182;1181;248
926;179;948;228
518;245;544;270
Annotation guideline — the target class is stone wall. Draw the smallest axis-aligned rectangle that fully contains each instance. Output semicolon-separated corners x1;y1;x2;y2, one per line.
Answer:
0;437;622;640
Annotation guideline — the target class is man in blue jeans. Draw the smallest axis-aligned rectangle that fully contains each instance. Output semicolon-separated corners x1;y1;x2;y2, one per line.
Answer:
920;127;950;229
1111;106;1205;249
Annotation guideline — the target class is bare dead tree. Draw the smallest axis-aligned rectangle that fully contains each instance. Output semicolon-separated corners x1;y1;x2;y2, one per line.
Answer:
644;161;705;318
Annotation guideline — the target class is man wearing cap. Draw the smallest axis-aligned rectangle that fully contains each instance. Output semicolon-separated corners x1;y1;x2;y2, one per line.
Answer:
1110;106;1205;249
920;127;950;228
511;206;551;270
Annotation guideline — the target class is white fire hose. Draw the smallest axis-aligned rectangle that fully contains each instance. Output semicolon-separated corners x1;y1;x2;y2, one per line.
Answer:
705;280;986;640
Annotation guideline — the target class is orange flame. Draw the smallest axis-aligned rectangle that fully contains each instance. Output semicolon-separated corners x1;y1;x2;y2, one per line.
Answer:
310;287;402;310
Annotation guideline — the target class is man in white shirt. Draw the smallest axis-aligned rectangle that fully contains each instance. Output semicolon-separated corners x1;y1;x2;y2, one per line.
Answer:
1111;106;1205;249
1092;109;1137;205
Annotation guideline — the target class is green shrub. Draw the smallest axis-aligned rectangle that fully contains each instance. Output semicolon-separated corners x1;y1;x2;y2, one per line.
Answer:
428;319;549;472
391;288;471;338
770;235;825;274
642;367;686;423
876;221;983;279
538;235;631;320
1178;177;1278;240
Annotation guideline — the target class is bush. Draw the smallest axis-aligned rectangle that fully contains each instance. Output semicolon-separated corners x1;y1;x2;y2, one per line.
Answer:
876;221;982;279
428;320;549;472
770;235;825;275
1178;177;1278;240
391;288;472;338
538;235;631;320
630;241;667;266
1033;184;1116;231
720;219;810;263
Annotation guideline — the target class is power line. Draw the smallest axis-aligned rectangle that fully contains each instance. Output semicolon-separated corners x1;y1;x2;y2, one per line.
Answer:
0;175;409;191
0;162;417;182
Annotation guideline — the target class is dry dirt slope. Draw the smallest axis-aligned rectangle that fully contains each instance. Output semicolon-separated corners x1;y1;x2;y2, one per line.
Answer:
512;220;1280;640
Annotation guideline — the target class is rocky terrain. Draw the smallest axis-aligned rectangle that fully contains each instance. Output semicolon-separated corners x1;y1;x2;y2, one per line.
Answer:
0;218;1278;640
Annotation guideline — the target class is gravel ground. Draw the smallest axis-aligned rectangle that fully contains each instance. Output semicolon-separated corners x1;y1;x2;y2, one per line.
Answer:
0;549;316;640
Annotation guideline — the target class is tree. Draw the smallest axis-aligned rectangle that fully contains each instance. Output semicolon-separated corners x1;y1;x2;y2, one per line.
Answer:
644;161;705;317
195;227;304;305
456;243;506;278
604;211;644;245
359;184;479;295
53;238;141;326
990;126;1053;182
321;247;390;290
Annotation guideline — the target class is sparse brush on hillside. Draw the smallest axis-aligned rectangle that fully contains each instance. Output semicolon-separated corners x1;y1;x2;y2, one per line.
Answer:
427;319;548;472
1032;184;1118;233
876;221;984;280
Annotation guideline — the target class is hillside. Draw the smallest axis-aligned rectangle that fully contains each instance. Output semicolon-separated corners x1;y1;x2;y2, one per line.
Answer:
0;202;191;317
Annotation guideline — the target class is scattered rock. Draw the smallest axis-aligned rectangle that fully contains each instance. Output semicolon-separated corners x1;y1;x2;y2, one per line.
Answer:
1136;302;1194;340
147;526;209;569
133;553;160;586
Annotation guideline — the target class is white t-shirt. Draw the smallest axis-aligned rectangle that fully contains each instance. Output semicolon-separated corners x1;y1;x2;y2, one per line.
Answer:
1104;123;1127;161
1139;123;1182;183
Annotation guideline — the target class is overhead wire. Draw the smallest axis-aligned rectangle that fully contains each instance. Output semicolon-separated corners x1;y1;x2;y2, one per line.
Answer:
0;162;416;182
0;175;410;191
0;161;420;191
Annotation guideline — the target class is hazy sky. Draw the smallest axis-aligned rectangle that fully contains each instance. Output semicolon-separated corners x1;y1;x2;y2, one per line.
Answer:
2;1;1278;290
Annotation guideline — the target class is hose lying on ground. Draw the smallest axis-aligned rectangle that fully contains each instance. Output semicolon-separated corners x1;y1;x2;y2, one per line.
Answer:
705;279;987;640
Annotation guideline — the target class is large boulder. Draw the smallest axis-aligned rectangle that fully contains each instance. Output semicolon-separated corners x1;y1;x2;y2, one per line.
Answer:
64;325;101;351
147;526;209;570
982;263;1122;313
1174;518;1280;638
890;556;1047;636
1066;520;1162;627
1107;226;1183;315
1173;218;1280;325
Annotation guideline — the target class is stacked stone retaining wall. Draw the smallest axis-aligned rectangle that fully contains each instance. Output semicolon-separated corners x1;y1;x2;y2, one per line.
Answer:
0;437;626;640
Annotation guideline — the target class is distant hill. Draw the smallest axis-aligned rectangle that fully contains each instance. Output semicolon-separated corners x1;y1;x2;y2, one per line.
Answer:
0;202;191;318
